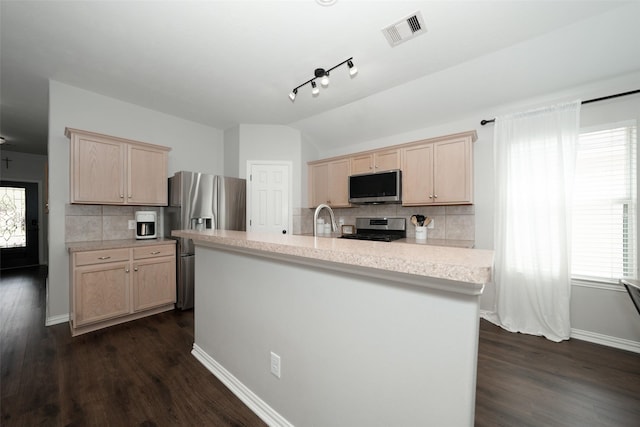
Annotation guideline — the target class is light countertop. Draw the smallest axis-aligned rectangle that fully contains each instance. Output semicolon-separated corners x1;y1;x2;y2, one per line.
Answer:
172;229;493;287
66;237;176;253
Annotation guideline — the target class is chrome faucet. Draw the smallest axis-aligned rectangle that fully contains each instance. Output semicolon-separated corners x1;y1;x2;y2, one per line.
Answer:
313;204;338;236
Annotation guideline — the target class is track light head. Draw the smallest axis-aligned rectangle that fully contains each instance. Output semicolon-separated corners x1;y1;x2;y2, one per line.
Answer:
288;88;297;102
347;60;358;77
315;68;330;87
320;73;330;87
311;81;319;96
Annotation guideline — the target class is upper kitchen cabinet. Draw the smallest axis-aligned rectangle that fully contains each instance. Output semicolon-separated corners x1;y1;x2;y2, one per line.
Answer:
351;148;400;175
66;128;171;205
401;132;476;206
308;158;351;208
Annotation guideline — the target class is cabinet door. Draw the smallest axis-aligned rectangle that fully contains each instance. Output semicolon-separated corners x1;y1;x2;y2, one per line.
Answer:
351;154;374;175
128;145;168;205
402;144;434;205
327;159;351;207
374;149;400;172
309;162;329;207
74;262;131;326
72;137;125;204
132;257;176;312
434;138;472;204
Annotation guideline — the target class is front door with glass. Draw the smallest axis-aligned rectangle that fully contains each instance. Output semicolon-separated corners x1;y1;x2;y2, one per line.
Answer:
1;181;39;268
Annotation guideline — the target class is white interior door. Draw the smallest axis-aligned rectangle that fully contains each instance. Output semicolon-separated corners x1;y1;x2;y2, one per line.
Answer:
247;162;291;234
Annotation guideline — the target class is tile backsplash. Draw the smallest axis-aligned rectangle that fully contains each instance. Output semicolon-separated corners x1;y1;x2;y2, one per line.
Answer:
293;204;475;241
65;204;160;242
66;203;473;242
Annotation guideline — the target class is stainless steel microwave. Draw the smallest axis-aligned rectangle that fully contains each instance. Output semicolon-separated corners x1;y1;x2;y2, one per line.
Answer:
348;169;402;204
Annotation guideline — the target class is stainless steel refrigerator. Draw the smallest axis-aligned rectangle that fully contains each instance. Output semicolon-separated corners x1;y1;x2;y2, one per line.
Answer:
164;171;246;310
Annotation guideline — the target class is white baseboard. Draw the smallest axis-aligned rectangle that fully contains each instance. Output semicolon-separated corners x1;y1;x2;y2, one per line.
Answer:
191;344;294;427
46;313;69;326
571;328;640;354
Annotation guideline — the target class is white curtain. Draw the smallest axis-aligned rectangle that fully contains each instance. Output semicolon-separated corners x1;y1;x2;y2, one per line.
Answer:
485;100;581;342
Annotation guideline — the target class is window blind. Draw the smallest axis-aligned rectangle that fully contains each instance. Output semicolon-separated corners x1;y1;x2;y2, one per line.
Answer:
572;122;637;282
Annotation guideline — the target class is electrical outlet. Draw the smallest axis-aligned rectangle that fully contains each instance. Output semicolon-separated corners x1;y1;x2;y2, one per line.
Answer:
270;351;281;378
427;219;435;229
128;220;136;230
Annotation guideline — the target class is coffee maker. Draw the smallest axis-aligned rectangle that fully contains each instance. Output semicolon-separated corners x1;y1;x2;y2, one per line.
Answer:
135;211;157;240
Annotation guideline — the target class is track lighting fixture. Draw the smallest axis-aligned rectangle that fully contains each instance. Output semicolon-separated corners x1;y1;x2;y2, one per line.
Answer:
288;57;357;101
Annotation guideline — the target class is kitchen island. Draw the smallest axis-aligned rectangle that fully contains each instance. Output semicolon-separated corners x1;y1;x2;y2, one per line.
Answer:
173;229;493;427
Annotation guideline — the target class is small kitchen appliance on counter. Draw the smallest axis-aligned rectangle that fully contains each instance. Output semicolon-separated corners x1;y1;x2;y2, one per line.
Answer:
135;211;157;240
340;217;406;242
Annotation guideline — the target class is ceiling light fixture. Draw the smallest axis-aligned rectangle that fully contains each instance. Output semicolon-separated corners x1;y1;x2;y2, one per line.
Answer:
316;0;338;7
288;57;357;101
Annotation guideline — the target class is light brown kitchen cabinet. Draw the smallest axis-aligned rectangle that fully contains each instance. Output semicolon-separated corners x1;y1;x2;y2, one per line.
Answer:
308;130;476;207
66;127;170;206
401;135;473;206
132;245;176;312
309;158;351;208
73;250;131;327
69;242;176;336
351;148;400;175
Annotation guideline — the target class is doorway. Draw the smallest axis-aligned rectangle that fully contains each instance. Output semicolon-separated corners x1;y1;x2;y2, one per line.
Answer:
1;181;39;268
246;161;292;234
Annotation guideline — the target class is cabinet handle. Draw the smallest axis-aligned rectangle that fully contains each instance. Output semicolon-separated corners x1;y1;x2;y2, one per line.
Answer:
128;194;132;199
125;268;130;273
434;194;438;198
429;195;433;199
120;194;124;199
98;256;111;260
150;251;161;255
134;267;138;272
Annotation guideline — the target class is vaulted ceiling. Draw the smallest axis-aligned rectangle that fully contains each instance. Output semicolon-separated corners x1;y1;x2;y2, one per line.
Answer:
1;1;637;155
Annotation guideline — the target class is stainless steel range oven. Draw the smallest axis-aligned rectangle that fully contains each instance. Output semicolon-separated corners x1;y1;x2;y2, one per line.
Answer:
340;217;406;242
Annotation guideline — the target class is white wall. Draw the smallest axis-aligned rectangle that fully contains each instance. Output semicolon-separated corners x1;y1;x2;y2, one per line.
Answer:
0;150;48;264
47;80;224;323
195;245;481;426
223;126;240;177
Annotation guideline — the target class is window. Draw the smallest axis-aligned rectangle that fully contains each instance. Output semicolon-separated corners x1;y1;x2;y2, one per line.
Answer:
572;121;637;282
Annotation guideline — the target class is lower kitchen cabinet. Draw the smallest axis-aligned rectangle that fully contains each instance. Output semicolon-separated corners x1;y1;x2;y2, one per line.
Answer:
69;242;176;336
132;253;176;312
74;260;131;327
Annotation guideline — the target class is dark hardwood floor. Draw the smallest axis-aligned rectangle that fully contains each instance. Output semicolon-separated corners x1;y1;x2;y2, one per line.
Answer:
2;267;639;426
1;266;266;427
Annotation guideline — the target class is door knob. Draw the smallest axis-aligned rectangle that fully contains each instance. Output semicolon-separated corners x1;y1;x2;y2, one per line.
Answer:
282;230;287;234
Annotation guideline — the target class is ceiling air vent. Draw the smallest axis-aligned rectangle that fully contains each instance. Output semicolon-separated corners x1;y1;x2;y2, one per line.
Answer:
382;11;426;47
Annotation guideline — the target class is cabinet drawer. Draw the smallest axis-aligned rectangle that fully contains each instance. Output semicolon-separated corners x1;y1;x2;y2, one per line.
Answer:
75;248;130;266
133;244;175;260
